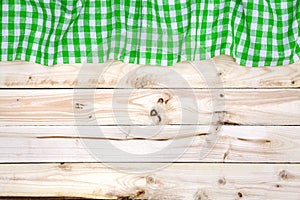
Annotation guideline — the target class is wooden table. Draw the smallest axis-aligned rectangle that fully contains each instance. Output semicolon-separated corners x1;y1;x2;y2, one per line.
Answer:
0;55;299;199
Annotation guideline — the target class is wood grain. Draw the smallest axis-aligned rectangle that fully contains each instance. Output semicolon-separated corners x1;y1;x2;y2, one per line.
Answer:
0;55;299;88
0;89;299;125
0;125;299;162
1;55;300;199
0;163;299;199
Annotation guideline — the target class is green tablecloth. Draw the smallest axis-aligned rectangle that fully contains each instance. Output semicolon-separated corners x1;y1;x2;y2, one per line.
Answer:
0;0;299;66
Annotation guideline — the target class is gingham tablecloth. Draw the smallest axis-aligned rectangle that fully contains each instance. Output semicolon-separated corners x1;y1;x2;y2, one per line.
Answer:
0;0;299;66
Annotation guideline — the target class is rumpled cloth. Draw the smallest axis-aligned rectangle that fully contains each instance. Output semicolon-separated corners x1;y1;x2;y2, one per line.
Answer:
0;0;299;66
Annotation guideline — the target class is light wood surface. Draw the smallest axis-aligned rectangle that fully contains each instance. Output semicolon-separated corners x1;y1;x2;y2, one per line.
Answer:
0;55;299;89
0;55;300;199
0;163;299;199
0;89;299;125
0;126;299;163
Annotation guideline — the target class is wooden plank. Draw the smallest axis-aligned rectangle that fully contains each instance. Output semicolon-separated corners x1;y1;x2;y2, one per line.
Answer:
0;126;299;162
0;163;299;199
0;89;299;125
0;196;87;200
0;55;299;88
0;198;89;200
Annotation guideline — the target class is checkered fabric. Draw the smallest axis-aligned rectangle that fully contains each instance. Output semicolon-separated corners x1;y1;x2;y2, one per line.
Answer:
0;0;299;66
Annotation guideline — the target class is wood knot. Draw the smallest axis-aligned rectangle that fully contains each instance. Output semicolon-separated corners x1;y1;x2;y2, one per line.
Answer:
223;150;229;161
58;163;72;171
194;190;209;200
157;97;169;104
136;190;145;197
157;115;161;123
238;192;243;198
157;98;164;103
150;109;162;124
150;109;158;116
218;177;226;185
279;170;288;180
117;190;145;200
75;103;84;109
146;176;155;184
291;80;295;85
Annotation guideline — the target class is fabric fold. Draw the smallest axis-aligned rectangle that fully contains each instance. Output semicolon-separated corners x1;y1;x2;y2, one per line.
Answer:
0;0;299;67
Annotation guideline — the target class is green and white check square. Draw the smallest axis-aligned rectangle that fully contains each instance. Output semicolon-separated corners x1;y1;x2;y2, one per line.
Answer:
0;0;299;66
